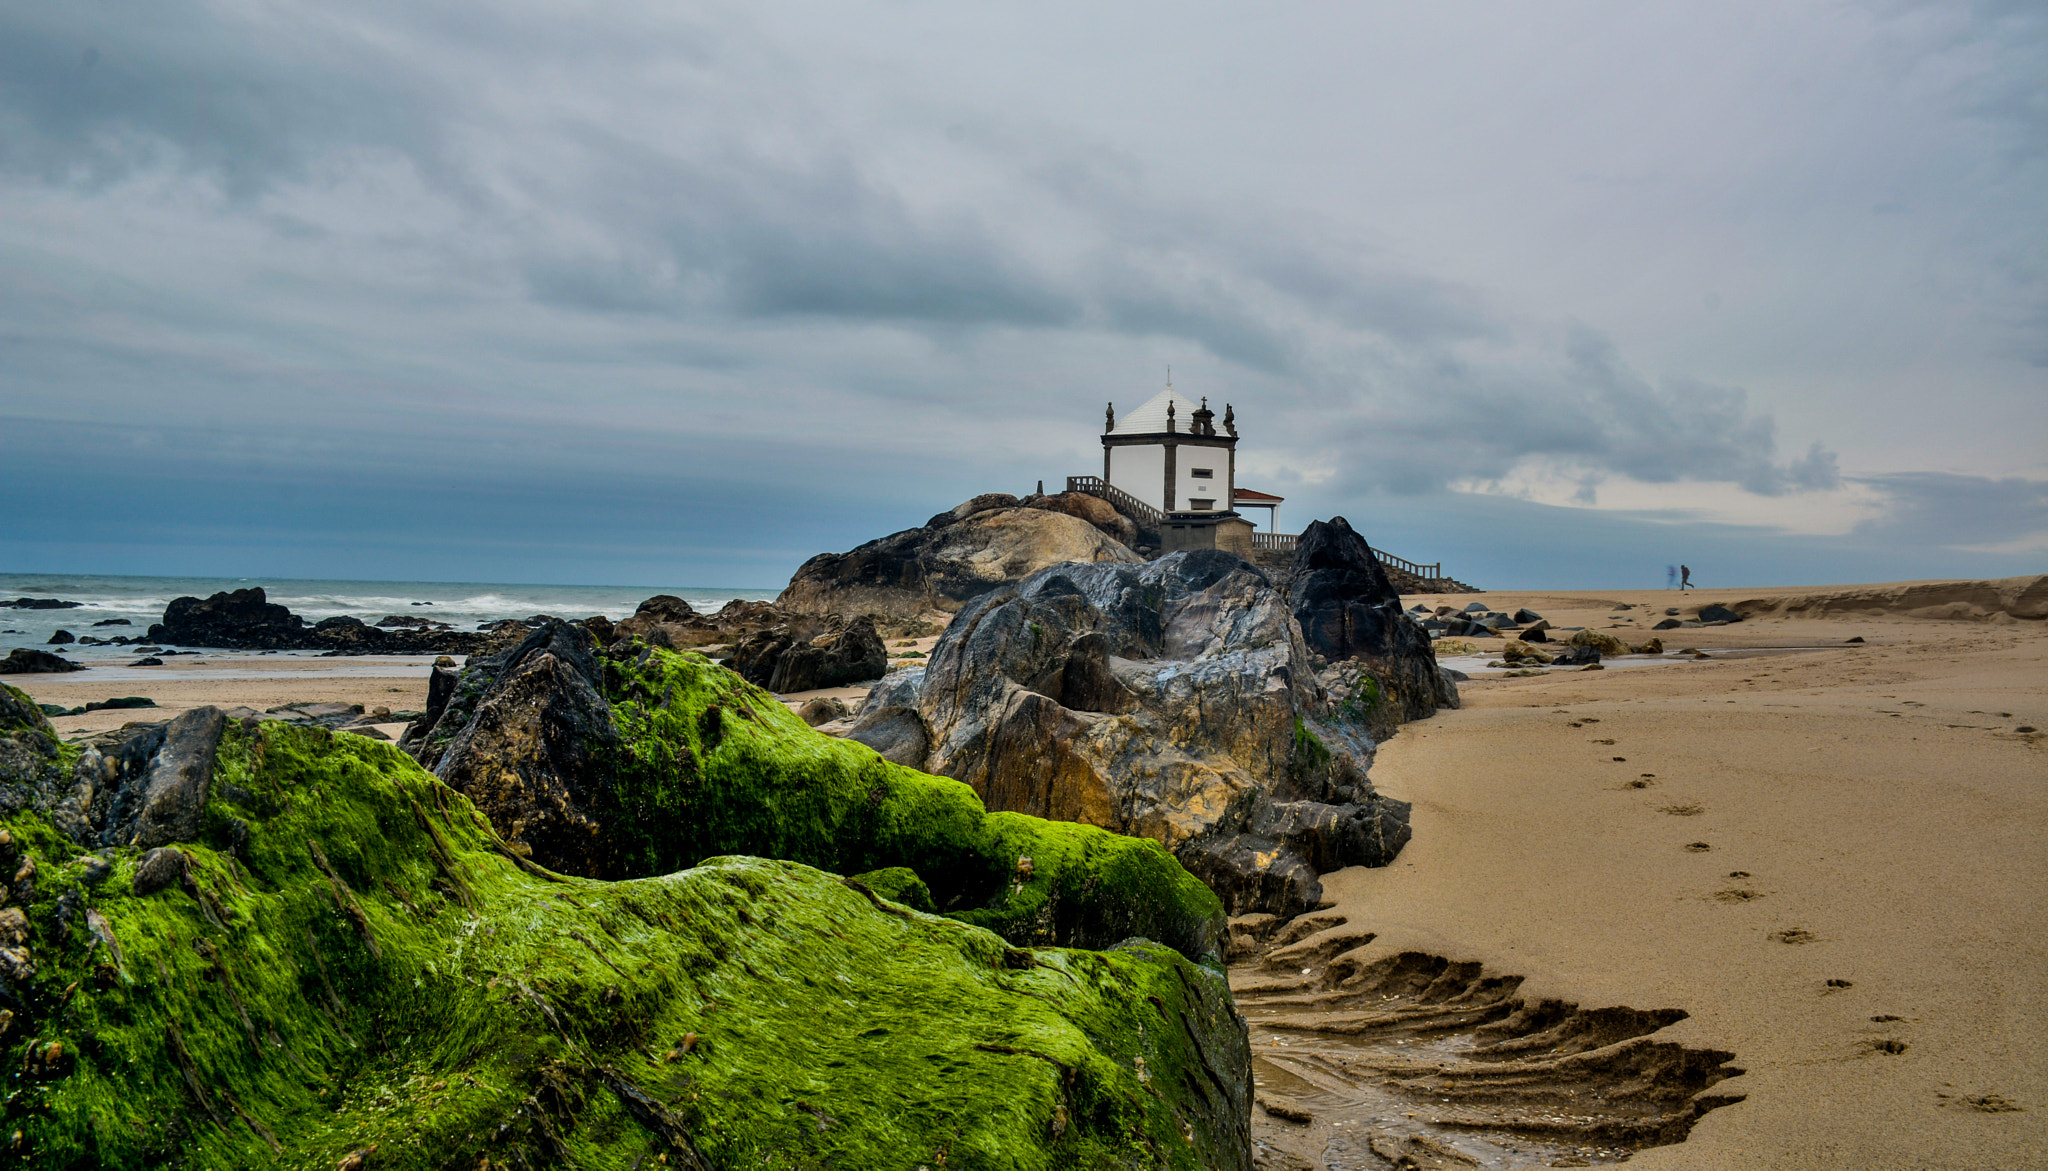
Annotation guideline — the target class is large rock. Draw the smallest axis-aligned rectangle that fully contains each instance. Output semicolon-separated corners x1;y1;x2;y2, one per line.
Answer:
611;595;786;649
728;615;888;692
1280;516;1458;730
145;586;517;654
1027;490;1141;547
0;648;83;674
46;706;225;848
845;551;1412;918
0;682;1251;1168
778;501;1142;620
405;625;1229;966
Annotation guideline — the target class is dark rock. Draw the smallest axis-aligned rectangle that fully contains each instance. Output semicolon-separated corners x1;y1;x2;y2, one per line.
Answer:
90;619;131;627
796;696;850;726
613;596;785;650
1512;609;1544;623
778;499;1140;621
3;599;81;610
46;630;75;645
1462;602;1490;613
1520;628;1550;643
130;847;189;897
1549;645;1602;667
130;657;164;667
400;656;464;755
424;623;619;875
1666;608;1681;616
37;704;72;717
1653;618;1684;631
50;707;224;849
1698;603;1743;624
582;614;615;644
83;697;154;712
0;648;83;674
730;616;888;693
1282;517;1457;724
146;586;515;655
847;550;1413;918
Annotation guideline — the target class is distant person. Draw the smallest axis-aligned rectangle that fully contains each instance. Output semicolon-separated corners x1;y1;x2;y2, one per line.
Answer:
1667;564;1677;590
1680;564;1694;591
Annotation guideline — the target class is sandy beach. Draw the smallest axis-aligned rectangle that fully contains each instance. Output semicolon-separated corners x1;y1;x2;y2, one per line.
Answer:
1244;580;2045;1169
6;578;2041;1167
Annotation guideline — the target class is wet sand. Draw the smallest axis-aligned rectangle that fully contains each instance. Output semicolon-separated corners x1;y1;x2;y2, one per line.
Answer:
1248;580;2046;1168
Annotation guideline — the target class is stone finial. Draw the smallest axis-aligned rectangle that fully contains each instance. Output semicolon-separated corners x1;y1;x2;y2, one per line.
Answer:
1105;402;1115;432
1223;403;1236;437
1167;400;1176;432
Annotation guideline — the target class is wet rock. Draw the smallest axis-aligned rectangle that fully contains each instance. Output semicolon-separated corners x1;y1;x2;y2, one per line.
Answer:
730;615;888;693
1549;644;1602;667
46;630;75;645
1653;618;1684;630
778;500;1141;621
0;648;83;674
1698;603;1743;624
146;586;514;654
2;599;81;610
129;657;164;667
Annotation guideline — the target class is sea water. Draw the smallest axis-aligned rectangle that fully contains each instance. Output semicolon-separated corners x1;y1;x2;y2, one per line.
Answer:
0;573;778;664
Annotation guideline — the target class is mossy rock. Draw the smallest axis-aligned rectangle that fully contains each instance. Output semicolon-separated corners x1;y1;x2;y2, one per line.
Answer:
0;685;1251;1168
526;641;1227;966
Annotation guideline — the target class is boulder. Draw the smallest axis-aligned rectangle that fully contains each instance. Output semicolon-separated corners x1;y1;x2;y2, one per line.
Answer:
611;596;786;650
0;648;83;674
0;681;1252;1168
45;630;75;645
796;696;850;726
1512;608;1544;623
145;586;516;654
778;501;1142;621
1653;618;1684;630
1698;603;1743;624
46;705;224;849
1027;490;1141;546
1549;644;1602;667
1567;629;1630;656
728;616;888;693
1280;517;1458;725
846;551;1413;918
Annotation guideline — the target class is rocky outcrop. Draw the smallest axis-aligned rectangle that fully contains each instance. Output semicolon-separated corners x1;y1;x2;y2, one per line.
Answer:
1027;489;1141;547
611;595;786;649
1279;516;1459;733
844;551;1413;918
778;499;1142;620
728;615;888;692
2;598;81;609
144;586;521;654
401;624;1227;965
0;683;1251;1168
0;648;83;674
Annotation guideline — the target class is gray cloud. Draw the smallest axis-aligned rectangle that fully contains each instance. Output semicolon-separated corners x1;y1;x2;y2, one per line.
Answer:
0;0;2037;585
1851;472;2048;550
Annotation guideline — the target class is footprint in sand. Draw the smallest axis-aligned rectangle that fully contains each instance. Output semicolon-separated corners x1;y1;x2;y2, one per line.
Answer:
1773;927;1820;944
1660;802;1706;816
1685;842;1712;852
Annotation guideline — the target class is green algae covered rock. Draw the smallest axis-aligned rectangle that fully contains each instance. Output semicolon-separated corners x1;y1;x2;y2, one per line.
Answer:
414;630;1226;967
0;684;1251;1169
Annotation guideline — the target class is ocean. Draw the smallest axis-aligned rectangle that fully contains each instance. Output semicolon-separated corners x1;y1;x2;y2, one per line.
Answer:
0;573;779;664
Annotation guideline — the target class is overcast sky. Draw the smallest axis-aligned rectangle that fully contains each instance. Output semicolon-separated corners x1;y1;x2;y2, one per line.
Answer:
2;0;2042;590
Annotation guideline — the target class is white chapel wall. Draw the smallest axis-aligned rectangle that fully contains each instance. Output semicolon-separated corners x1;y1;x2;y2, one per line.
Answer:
1108;445;1167;513
1175;441;1231;512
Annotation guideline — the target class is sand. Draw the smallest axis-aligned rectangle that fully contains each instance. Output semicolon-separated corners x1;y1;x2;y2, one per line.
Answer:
6;580;2042;1166
1246;579;2046;1168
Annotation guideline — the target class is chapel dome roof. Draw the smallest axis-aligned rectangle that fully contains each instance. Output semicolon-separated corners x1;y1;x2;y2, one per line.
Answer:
1108;389;1215;436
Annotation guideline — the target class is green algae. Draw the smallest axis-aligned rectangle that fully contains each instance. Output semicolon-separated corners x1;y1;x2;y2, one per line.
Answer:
0;681;1249;1169
591;646;1224;965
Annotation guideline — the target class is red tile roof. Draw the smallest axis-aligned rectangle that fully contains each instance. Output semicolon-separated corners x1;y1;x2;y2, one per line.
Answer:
1232;488;1285;503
